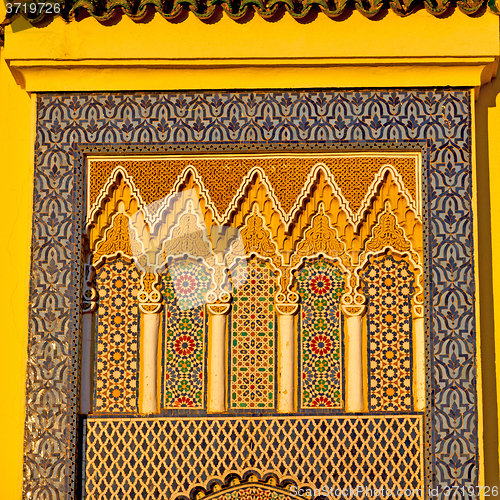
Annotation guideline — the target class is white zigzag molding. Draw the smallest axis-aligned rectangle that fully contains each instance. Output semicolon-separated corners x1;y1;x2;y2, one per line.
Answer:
87;162;420;237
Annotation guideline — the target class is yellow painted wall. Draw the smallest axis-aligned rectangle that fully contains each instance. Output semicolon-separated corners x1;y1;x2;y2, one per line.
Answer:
0;50;33;499
5;10;498;60
1;8;500;499
477;65;500;490
3;11;499;91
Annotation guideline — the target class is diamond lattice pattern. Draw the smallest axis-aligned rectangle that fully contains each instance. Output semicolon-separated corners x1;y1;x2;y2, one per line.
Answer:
85;416;423;499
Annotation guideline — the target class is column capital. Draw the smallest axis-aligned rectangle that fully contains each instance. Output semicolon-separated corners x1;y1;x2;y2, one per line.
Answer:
207;291;231;316
275;303;299;316
275;291;299;316
413;304;424;318
83;263;97;313
341;304;366;317
207;303;231;315
341;292;366;317
138;272;163;314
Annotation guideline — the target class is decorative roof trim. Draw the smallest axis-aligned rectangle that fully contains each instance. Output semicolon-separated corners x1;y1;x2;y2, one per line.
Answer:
0;0;495;27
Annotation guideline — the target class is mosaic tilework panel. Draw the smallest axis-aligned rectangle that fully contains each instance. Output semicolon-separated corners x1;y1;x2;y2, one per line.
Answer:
94;258;140;413
85;415;423;500
362;255;415;412
161;260;209;409
230;259;276;409
28;90;475;499
297;259;344;409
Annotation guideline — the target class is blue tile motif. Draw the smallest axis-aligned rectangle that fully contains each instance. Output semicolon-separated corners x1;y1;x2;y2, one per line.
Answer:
26;90;475;499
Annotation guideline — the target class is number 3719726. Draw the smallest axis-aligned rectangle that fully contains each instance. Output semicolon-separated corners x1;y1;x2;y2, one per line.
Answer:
443;486;499;497
5;2;61;14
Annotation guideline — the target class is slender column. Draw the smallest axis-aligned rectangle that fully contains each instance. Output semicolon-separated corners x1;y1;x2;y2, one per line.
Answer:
80;312;93;414
276;303;299;413
138;272;162;414
343;305;366;412
81;265;96;414
414;305;425;411
141;312;161;413
207;303;230;413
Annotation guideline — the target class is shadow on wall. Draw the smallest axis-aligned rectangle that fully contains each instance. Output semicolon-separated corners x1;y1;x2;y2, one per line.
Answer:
475;67;500;488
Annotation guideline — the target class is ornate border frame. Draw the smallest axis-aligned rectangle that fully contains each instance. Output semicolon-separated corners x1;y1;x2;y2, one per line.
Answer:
26;90;476;499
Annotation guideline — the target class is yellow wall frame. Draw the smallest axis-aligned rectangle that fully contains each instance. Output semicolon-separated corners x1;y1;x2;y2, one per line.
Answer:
1;7;499;498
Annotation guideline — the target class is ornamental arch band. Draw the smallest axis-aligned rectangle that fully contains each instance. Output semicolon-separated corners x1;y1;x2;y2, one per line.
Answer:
24;90;476;499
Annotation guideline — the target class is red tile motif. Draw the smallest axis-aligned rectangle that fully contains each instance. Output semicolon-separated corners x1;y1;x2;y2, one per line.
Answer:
230;259;276;409
162;259;209;409
362;254;415;411
297;258;344;409
94;258;140;412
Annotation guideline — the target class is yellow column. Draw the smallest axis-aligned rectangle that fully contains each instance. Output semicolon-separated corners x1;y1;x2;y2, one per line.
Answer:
138;273;163;414
413;305;425;412
276;303;299;413
343;305;366;412
207;302;230;413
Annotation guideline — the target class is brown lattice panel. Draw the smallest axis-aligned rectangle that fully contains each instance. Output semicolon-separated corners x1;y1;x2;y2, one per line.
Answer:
88;155;417;216
85;415;423;499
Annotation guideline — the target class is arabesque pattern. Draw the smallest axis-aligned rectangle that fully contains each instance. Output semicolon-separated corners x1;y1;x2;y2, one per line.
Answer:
26;90;475;499
162;261;209;409
230;259;276;409
362;254;415;412
94;258;140;413
88;156;417;218
297;259;344;409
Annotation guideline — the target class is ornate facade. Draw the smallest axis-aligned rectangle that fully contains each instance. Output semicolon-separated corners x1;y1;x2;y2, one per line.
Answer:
82;151;426;498
3;6;497;489
15;88;478;499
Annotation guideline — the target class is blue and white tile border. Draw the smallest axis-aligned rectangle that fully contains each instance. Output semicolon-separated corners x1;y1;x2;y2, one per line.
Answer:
25;90;476;499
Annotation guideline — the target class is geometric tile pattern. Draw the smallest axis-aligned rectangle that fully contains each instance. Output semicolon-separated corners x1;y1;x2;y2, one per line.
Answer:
94;258;140;413
362;254;415;412
27;90;475;499
297;258;344;409
163;258;212;312
161;261;208;409
84;415;423;499
230;259;276;409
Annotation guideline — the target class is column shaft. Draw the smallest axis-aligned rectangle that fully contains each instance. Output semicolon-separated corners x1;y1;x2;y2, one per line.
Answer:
208;311;227;413
80;312;93;414
346;314;364;412
141;312;160;414
414;317;425;411
278;313;295;413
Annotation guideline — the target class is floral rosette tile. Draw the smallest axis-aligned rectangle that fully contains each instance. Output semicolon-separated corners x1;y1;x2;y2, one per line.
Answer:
162;259;210;408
